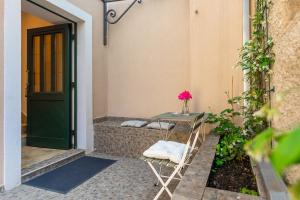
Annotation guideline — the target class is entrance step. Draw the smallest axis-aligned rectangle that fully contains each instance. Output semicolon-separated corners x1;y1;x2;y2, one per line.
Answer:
22;149;85;183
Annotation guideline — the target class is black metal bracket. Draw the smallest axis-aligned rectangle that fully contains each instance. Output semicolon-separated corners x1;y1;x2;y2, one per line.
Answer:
102;0;142;45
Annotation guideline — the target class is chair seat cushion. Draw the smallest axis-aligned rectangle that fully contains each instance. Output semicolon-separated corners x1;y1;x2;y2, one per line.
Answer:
146;122;175;130
143;140;186;164
121;120;148;128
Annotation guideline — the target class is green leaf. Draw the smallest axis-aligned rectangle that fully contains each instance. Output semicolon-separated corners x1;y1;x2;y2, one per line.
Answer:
270;127;300;174
244;128;273;161
215;159;223;167
240;187;258;196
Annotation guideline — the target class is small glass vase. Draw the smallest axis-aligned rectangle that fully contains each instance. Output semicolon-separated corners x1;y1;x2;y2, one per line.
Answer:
181;100;189;115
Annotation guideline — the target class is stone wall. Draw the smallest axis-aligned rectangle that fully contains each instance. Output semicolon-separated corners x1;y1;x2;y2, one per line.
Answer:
268;0;300;185
269;0;300;131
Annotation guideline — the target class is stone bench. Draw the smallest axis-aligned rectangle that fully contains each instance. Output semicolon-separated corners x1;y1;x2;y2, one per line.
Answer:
93;116;190;158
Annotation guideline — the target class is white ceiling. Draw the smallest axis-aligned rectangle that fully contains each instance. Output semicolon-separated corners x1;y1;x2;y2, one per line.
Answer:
21;0;70;24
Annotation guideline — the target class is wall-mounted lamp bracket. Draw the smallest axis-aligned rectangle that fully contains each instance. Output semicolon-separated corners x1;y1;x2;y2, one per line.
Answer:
102;0;142;45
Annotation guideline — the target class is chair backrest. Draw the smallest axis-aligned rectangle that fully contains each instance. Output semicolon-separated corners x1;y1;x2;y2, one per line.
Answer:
178;113;209;166
190;113;205;133
184;113;209;162
179;138;191;166
187;113;206;143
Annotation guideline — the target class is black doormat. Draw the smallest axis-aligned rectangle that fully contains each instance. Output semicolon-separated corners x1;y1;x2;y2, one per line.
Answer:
24;156;116;194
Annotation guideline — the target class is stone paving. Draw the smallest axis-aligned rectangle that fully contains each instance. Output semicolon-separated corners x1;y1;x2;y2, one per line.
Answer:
0;153;177;200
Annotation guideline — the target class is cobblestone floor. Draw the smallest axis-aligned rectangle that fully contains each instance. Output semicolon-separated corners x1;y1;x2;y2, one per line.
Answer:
0;153;177;200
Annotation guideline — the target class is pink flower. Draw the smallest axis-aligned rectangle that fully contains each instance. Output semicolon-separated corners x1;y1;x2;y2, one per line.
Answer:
178;90;192;101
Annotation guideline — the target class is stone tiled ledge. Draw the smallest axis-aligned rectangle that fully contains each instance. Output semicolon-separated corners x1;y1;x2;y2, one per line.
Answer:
257;161;290;200
202;187;264;200
93;116;190;126
173;134;219;200
94;116;190;158
251;160;267;200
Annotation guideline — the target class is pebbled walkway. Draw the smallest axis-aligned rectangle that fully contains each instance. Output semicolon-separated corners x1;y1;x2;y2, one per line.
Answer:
0;153;177;200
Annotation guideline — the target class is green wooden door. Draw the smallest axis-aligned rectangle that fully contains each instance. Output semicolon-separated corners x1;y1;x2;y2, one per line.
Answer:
27;24;72;150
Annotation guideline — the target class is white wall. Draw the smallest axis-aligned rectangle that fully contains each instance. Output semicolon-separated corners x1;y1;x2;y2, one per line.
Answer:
3;0;22;189
0;0;4;188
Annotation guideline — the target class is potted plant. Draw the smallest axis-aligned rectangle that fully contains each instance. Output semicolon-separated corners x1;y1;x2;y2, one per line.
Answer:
178;90;192;114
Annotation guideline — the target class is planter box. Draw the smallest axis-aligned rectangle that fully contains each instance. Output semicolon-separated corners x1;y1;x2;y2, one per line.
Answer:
256;161;290;200
173;134;290;200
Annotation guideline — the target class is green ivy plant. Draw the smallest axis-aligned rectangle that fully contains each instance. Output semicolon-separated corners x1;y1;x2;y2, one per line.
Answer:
215;132;245;167
207;95;245;167
239;0;275;137
208;0;299;198
207;0;275;168
240;187;258;196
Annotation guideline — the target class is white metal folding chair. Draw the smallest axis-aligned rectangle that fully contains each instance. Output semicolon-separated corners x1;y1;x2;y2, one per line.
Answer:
189;113;208;154
141;139;191;200
140;114;207;200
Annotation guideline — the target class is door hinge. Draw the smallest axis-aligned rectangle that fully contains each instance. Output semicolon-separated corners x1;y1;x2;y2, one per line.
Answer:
71;82;76;88
71;34;76;40
71;130;76;136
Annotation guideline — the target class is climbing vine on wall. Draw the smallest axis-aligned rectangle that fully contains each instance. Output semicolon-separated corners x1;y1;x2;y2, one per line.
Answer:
239;0;275;137
207;0;275;166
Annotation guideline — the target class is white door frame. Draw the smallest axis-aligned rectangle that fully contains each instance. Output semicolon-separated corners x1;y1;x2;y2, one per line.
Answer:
3;0;93;189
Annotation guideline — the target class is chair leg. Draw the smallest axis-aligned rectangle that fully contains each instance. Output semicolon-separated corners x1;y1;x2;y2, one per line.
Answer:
148;162;177;200
177;171;183;179
154;165;162;186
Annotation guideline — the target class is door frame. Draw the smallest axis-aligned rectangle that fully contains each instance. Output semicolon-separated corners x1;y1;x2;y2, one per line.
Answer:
2;0;93;190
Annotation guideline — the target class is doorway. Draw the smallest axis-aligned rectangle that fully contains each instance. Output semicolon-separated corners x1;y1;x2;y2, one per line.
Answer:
21;4;77;171
3;0;93;189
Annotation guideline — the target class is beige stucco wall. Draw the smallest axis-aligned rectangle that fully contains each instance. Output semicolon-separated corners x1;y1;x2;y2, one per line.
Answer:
0;0;4;188
269;0;300;131
107;0;243;117
190;0;243;113
106;0;190;117
68;0;243;118
21;12;53;116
